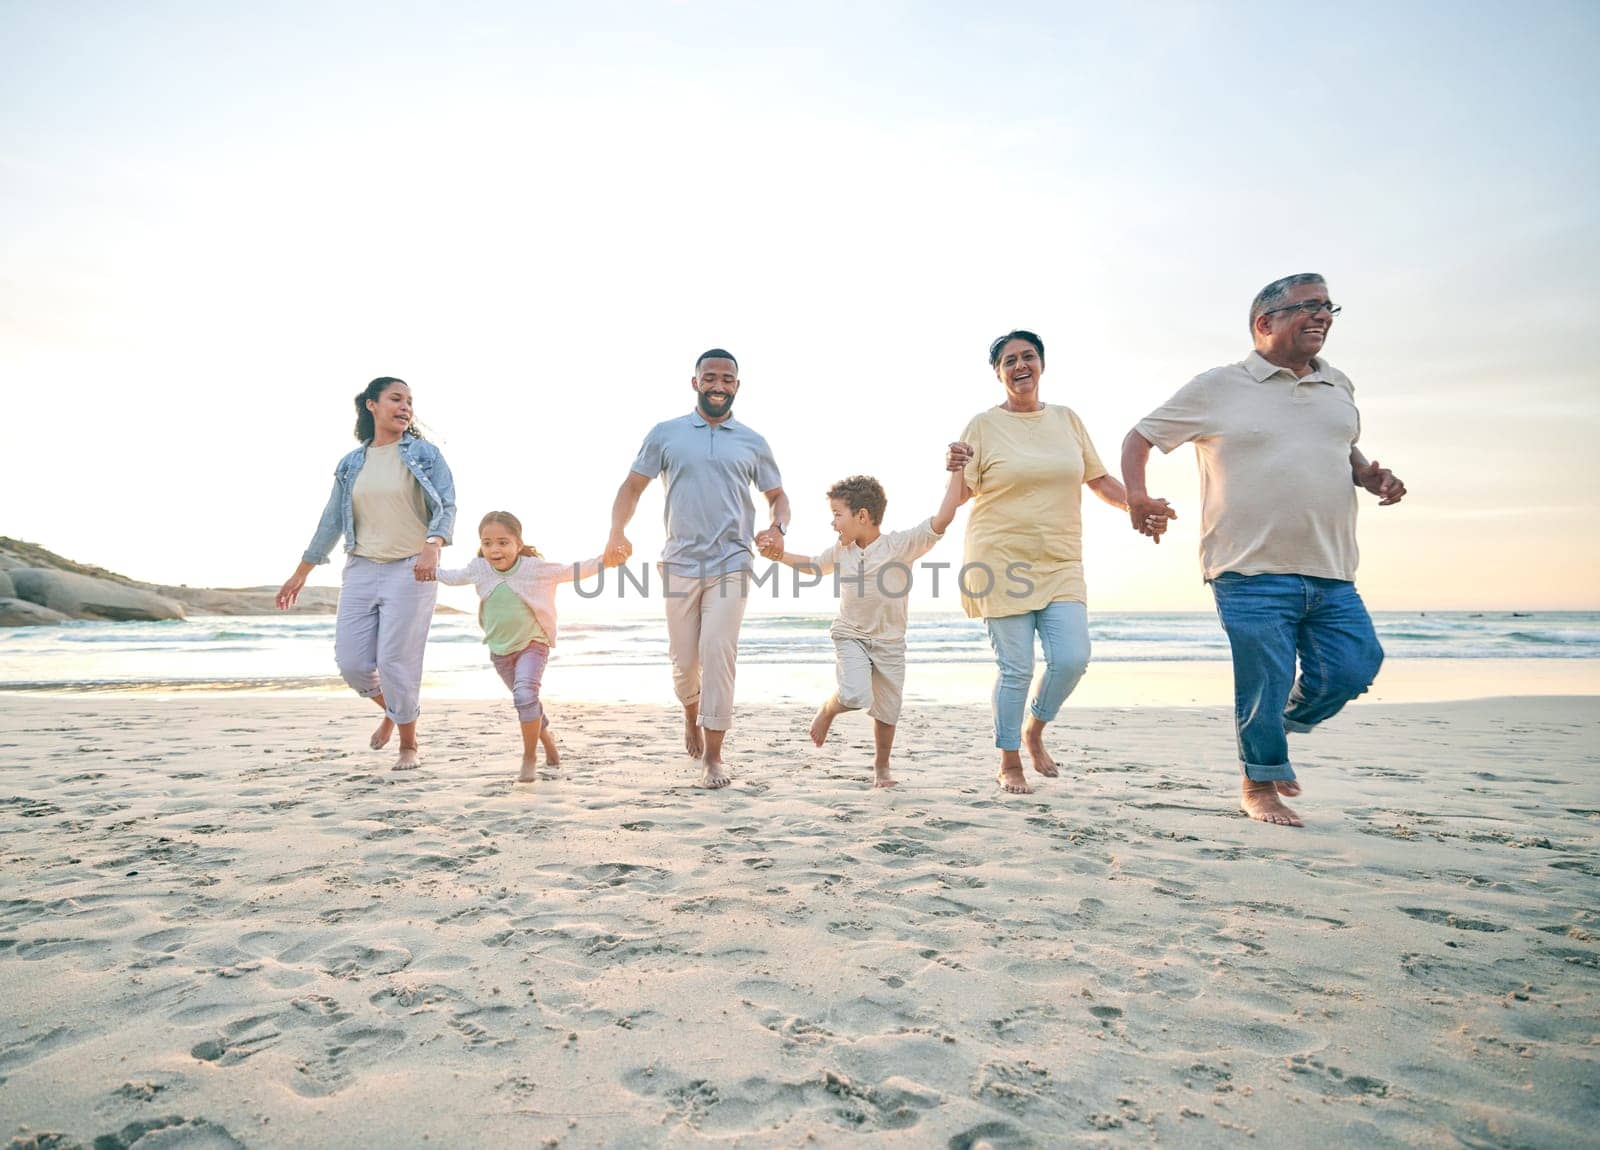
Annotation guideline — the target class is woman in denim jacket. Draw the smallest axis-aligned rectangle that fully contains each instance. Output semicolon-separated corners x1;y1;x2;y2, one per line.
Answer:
276;377;457;769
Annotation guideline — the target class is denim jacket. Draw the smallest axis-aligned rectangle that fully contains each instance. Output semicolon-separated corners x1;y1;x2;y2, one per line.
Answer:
302;436;457;565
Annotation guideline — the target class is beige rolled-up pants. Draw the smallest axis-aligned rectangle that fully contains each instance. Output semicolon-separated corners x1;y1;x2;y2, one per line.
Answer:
661;568;750;731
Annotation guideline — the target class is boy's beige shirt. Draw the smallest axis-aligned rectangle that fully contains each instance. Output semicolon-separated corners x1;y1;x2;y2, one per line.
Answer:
1135;351;1361;582
809;519;944;641
350;442;430;562
959;405;1107;619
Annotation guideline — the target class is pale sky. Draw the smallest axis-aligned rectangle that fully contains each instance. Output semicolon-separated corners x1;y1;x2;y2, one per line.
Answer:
4;1;1597;614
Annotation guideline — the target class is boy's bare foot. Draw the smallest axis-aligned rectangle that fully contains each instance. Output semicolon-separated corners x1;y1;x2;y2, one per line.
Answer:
392;746;420;771
540;724;559;766
872;766;898;789
1276;779;1302;798
517;755;539;783
684;714;704;760
810;702;837;747
1023;723;1058;777
996;764;1034;794
370;717;395;750
697;758;731;789
1241;779;1302;826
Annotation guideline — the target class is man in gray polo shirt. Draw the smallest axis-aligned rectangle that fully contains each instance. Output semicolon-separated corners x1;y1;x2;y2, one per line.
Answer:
606;348;789;789
1121;274;1407;828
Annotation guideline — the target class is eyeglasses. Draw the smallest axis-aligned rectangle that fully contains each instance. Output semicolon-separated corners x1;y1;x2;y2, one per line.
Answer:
1262;299;1341;318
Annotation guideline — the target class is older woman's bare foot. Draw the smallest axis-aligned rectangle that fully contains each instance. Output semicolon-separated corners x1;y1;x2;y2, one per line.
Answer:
392;745;420;771
370;717;395;750
1241;779;1301;826
872;765;898;789
1276;779;1302;798
517;755;539;783
540;724;560;766
1023;721;1059;778
697;757;731;789
996;763;1034;794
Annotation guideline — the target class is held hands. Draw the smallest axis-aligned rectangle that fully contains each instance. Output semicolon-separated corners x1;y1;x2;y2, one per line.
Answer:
604;531;634;567
946;441;974;472
754;526;784;560
1355;459;1407;505
1127;493;1178;544
275;572;306;610
413;539;441;582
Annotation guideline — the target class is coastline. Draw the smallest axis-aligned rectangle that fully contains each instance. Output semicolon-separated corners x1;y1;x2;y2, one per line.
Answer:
2;694;1596;1147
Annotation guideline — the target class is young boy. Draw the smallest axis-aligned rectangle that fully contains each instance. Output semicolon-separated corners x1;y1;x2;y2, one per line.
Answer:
763;471;968;787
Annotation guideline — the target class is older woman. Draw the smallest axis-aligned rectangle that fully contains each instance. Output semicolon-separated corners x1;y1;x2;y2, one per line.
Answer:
948;331;1168;794
275;377;456;770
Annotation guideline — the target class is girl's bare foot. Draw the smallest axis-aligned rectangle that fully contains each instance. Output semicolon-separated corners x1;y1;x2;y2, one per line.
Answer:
540;724;559;766
872;766;898;789
996;764;1033;794
1023;721;1058;777
517;756;539;783
1276;779;1302;797
392;745;420;771
370;717;395;750
1241;779;1302;826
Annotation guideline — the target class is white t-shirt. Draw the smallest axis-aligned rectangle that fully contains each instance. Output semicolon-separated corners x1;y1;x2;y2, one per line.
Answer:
809;518;945;642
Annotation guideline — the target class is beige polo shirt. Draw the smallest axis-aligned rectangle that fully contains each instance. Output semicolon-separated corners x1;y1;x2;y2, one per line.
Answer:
810;518;945;642
958;404;1108;619
1135;351;1361;582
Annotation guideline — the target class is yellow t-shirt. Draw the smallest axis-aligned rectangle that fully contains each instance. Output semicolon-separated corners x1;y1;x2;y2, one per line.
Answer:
960;404;1107;619
351;443;430;562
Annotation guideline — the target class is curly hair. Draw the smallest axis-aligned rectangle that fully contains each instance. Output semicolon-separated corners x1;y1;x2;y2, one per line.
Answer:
353;376;425;443
826;475;887;526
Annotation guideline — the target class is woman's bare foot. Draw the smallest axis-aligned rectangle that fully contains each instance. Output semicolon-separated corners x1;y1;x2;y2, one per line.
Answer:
810;701;839;747
872;765;898;789
392;745;420;771
697;758;731;789
1241;779;1302;826
370;717;395;750
517;755;539;783
1275;778;1302;798
540;724;560;766
996;762;1034;794
1023;720;1059;777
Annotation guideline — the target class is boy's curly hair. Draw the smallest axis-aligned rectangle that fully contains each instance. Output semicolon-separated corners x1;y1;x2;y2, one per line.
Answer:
827;475;887;526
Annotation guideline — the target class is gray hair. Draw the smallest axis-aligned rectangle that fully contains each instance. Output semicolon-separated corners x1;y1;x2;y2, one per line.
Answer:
1249;273;1326;331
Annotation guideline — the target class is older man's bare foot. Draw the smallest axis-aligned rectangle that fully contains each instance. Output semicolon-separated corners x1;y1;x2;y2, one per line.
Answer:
1241;780;1302;826
1023;723;1059;778
540;724;560;766
370;717;395;750
392;745;420;772
810;702;838;747
1276;779;1302;798
996;763;1034;794
697;759;731;789
517;755;539;783
683;715;705;759
872;765;898;789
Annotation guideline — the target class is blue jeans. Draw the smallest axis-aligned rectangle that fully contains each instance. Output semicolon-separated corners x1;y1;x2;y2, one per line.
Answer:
984;601;1091;751
1210;574;1384;782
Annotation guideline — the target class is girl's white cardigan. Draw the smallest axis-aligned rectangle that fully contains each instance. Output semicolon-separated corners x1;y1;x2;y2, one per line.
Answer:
436;555;602;647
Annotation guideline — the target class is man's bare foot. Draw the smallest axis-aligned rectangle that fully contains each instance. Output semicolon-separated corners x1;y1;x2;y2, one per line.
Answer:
1275;779;1302;798
996;764;1034;794
392;745;420;771
370;717;395;750
540;724;560;766
1023;722;1058;777
517;755;538;783
697;758;731;789
684;714;705;759
872;766;898;789
1241;780;1302;826
810;702;837;747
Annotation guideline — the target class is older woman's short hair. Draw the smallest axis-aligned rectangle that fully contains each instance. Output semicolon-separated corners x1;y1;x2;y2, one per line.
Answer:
988;330;1045;369
1249;274;1326;331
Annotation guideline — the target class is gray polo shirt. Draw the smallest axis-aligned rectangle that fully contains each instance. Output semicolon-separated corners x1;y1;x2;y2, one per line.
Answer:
630;413;783;577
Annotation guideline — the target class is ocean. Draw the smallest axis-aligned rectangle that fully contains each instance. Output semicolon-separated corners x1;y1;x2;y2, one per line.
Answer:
3;611;1597;707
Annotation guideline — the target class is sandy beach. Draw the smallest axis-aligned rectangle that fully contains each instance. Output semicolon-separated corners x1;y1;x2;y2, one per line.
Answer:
2;694;1596;1148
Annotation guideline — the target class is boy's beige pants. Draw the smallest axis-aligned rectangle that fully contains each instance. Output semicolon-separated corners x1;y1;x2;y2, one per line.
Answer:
661;569;749;730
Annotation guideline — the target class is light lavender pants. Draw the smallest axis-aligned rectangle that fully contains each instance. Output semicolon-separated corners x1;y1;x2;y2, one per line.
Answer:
334;554;437;725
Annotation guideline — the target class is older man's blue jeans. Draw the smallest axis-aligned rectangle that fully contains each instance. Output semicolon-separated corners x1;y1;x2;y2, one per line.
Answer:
1210;573;1384;783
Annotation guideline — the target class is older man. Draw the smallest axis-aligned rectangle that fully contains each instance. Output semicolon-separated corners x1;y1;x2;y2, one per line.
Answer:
606;348;789;789
1121;274;1406;827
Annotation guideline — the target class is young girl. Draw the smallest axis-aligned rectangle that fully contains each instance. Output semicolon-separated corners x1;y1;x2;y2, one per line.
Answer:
437;511;603;782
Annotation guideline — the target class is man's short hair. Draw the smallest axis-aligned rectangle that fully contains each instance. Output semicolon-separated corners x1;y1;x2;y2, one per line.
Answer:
1249;274;1326;331
827;475;887;526
695;348;738;372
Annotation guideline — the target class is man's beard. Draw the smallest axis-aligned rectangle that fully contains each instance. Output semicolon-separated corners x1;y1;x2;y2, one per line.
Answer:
698;391;735;419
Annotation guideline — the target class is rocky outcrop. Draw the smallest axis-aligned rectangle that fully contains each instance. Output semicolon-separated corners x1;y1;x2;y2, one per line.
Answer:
0;597;70;626
8;568;186;622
